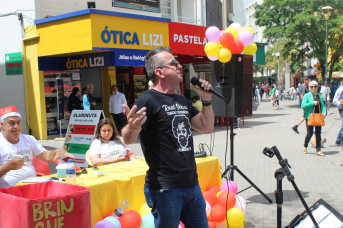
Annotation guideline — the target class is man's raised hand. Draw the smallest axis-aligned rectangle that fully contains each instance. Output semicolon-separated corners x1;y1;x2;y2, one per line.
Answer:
122;104;147;131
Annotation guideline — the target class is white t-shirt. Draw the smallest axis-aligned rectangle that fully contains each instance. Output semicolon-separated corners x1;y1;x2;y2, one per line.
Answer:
320;86;331;101
0;133;45;188
89;137;131;159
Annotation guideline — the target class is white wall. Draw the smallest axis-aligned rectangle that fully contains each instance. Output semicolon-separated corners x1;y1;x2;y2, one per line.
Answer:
0;1;35;134
245;0;266;43
233;0;245;26
35;0;161;20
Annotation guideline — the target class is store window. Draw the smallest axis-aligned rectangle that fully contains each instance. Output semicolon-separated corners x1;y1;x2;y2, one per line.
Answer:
44;70;81;137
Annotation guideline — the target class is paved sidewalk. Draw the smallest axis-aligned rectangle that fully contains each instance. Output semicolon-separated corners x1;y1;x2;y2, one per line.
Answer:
39;97;343;227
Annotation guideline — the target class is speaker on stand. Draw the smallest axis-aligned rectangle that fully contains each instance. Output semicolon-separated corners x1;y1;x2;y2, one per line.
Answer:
211;54;272;203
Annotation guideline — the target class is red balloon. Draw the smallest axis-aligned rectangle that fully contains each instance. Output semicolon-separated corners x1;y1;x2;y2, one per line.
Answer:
208;218;217;228
229;40;244;54
203;191;218;208
220;33;234;49
211;205;226;223
218;191;236;210
206;186;221;195
120;210;142;228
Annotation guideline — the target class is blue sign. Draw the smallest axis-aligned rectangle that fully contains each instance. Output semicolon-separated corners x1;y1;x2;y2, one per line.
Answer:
114;49;149;66
56;79;64;120
38;52;116;71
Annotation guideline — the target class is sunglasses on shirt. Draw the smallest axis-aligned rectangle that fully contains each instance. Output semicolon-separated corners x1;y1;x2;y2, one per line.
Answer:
157;59;180;69
310;86;317;88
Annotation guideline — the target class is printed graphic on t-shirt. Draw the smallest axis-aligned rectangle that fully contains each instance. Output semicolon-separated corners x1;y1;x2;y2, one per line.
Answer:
8;149;32;167
172;115;192;151
102;144;124;159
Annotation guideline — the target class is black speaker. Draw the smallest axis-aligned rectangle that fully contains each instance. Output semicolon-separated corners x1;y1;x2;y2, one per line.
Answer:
211;54;253;118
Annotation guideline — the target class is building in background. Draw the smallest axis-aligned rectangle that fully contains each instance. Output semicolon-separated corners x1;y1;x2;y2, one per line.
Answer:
1;0;240;139
245;0;265;43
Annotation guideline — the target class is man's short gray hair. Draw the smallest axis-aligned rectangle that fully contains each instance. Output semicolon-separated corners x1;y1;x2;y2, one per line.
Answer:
87;83;94;89
145;47;172;83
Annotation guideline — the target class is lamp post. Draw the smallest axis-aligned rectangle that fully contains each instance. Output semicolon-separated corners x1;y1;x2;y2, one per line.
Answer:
272;50;280;86
322;6;333;83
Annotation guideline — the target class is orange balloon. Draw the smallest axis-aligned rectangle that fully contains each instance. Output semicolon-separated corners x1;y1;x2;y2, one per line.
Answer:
218;191;236;210
211;205;226;223
206;186;221;194
120;210;142;228
203;191;218;208
209;218;217;228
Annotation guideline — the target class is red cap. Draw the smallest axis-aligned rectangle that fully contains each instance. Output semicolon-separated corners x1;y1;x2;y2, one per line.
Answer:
0;105;21;121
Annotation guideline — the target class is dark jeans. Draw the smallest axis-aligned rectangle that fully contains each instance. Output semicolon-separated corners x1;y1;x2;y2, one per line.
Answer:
304;119;322;152
111;113;126;134
144;184;209;228
275;100;279;106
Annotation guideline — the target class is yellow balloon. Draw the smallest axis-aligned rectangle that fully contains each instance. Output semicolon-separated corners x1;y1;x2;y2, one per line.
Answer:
242;26;254;34
204;42;220;56
224;27;238;40
227;208;245;227
217;48;232;63
140;203;152;217
243;42;257;55
216;190;224;198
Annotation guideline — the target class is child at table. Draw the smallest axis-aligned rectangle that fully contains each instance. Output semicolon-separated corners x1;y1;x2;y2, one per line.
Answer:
89;118;136;166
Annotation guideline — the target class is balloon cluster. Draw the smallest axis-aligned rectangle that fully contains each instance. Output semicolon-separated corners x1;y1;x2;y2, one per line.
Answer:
94;181;246;228
204;23;257;63
94;203;185;228
204;181;247;228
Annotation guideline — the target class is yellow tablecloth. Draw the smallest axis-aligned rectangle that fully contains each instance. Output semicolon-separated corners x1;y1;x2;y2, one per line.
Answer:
19;156;222;227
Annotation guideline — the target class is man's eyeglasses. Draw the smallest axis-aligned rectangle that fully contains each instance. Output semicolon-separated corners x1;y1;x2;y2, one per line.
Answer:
157;59;180;69
310;86;317;88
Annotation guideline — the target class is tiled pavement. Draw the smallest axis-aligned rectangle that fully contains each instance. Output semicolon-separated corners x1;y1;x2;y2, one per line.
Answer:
39;97;343;227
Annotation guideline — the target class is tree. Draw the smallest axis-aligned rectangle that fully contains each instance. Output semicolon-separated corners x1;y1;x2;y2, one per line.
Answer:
255;0;343;82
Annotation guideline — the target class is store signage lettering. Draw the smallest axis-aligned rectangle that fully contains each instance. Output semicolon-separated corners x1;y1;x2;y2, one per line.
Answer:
66;57;104;70
173;34;207;45
101;26;163;46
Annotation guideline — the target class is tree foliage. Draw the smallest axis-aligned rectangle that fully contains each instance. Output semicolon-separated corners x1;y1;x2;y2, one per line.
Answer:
255;0;343;82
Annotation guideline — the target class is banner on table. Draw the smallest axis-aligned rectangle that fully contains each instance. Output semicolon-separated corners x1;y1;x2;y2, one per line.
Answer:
62;110;104;167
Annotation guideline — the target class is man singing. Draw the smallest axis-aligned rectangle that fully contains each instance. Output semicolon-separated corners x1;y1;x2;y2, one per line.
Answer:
0;105;74;188
122;47;214;228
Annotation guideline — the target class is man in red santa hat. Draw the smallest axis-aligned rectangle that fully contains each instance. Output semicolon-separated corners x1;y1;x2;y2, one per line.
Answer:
0;105;74;188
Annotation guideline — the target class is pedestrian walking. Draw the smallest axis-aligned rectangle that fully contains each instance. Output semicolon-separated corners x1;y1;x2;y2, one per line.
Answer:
292;76;310;133
333;86;343;149
67;87;83;113
275;87;280;109
255;85;260;104
301;81;326;156
109;85;127;134
264;85;270;98
83;84;96;110
320;82;332;115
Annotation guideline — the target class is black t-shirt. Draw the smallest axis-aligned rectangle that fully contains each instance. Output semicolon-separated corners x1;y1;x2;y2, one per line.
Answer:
313;96;321;113
134;89;200;189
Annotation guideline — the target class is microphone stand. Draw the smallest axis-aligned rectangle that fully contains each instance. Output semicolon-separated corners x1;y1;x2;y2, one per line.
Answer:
263;146;319;228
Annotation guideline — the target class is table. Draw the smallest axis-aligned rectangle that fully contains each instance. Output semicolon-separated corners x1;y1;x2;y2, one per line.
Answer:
20;156;222;227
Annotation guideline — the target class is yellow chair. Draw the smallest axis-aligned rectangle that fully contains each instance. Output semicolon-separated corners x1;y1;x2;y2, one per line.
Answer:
85;150;103;167
85;150;93;167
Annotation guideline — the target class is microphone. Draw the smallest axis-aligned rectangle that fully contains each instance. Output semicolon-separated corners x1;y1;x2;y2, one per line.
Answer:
190;77;227;103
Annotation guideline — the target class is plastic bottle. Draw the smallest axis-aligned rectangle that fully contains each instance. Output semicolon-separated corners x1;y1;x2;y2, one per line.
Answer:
113;200;130;218
66;159;76;185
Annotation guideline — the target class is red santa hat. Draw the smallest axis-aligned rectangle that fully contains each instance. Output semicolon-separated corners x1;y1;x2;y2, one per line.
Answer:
0;105;21;122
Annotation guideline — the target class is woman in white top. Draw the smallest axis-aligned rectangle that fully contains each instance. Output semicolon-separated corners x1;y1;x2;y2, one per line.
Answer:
89;118;136;166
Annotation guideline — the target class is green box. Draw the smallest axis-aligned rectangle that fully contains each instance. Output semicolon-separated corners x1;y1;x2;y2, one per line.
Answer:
5;52;23;75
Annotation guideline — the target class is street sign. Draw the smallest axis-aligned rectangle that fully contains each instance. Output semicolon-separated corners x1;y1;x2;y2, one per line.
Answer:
253;43;268;66
5;52;23;75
